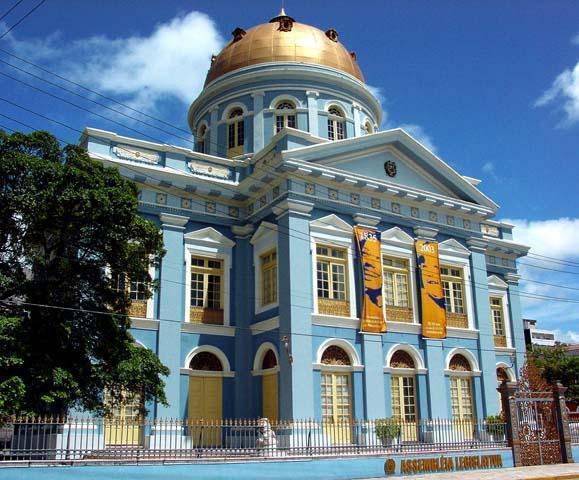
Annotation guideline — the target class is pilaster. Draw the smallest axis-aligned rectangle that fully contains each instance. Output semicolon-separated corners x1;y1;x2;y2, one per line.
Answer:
505;272;525;376
467;238;499;415
251;91;265;153
232;224;255;417
157;213;188;418
209;106;219;156
352;102;362;137
275;200;315;419
423;339;446;418
306;90;319;137
361;333;386;419
553;382;574;463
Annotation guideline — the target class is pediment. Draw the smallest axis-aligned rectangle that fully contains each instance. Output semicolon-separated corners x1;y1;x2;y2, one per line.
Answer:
487;274;508;290
381;227;414;246
250;221;278;245
439;238;470;257
283;129;498;211
310;214;353;234
184;227;235;248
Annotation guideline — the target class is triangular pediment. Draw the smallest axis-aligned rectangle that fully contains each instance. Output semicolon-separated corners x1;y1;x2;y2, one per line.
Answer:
282;129;497;211
382;227;414;246
439;238;470;257
184;227;235;248
310;214;353;234
487;274;508;289
250;221;278;245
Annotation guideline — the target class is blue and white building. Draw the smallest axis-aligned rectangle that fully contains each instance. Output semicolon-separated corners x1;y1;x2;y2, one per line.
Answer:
82;10;529;430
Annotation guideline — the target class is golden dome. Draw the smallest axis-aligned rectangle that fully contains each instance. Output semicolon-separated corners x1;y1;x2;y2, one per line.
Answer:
205;12;364;85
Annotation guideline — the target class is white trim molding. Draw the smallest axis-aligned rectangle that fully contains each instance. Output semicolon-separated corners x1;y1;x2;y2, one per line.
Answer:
181;323;235;337
252;341;280;372
184;227;234;326
183;345;232;371
251;222;279;314
444;347;481;376
315;338;362;368
496;361;516;381
488;274;513;348
384;343;427;375
250;316;280;335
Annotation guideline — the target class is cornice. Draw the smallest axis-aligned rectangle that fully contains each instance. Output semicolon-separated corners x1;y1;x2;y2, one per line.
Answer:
504;272;522;285
353;213;381;228
231;223;254;238
467;237;488;253
159;213;189;228
413;226;438;239
272;199;314;218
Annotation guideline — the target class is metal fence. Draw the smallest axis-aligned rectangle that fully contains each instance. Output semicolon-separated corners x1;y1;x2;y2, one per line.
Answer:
0;416;508;462
570;413;579;444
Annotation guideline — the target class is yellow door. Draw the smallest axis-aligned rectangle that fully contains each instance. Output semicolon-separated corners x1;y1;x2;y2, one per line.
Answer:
450;376;474;440
188;376;222;447
391;375;418;442
104;393;142;446
321;372;352;444
262;373;278;422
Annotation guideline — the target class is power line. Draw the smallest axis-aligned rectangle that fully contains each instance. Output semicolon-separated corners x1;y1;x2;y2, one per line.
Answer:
0;0;25;23
0;0;45;40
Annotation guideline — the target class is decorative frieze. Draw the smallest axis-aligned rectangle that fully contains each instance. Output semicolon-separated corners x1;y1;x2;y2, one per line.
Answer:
128;300;147;318
317;298;350;317
386;305;413;323
112;144;160;164
481;223;500;237
189;160;233;181
189;307;224;325
156;193;167;205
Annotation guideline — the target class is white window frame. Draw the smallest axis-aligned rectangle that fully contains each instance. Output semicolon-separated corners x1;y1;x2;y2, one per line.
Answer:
107;262;155;319
184;227;234;326
273;100;297;134
438;239;475;331
381;227;419;325
488;275;513;349
309;215;357;320
251;222;279;314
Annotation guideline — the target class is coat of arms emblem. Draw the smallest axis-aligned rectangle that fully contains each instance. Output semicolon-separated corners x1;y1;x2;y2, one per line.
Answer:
384;160;397;177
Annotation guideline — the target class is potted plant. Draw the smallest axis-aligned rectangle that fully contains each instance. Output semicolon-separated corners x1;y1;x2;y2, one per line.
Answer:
375;418;401;447
484;415;504;440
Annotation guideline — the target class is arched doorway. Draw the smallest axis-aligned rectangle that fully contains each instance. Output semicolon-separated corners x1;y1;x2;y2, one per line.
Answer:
261;349;279;421
320;345;353;444
448;353;475;440
188;350;224;446
389;350;418;441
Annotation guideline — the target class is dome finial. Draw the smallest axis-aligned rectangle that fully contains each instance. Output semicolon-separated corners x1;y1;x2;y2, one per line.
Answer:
279;7;286;16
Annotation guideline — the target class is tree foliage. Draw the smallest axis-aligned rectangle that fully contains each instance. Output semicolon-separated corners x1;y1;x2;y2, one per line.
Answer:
0;130;168;416
531;344;579;402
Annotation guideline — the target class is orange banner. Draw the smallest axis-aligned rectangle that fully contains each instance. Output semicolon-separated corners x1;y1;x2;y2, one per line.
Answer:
415;240;446;339
354;227;386;333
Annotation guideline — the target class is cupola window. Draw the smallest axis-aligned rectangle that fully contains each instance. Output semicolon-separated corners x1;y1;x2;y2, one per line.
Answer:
227;108;244;158
275;101;297;133
196;125;207;154
327;106;345;141
363;121;374;135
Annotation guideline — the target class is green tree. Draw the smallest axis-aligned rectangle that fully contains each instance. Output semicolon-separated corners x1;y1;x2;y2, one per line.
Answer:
0;130;168;417
532;344;579;401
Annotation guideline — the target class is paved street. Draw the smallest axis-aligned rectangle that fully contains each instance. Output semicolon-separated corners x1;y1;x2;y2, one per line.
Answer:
367;463;579;479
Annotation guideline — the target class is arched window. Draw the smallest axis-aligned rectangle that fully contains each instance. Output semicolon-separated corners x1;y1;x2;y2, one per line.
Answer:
262;349;278;370
196;125;207;154
320;344;352;442
389;350;418;436
227;108;244;158
496;367;508;383
189;351;223;371
274;101;296;133
327;106;346;141
448;353;474;428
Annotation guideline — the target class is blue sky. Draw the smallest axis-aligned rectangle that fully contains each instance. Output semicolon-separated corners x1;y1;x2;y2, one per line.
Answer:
1;0;578;340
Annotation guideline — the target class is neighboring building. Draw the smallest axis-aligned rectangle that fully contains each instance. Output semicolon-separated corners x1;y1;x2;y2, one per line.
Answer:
81;10;529;434
524;319;556;348
565;344;579;357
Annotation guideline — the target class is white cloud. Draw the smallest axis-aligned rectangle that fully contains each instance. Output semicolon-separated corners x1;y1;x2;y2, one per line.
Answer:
535;62;579;126
554;329;579;344
399;123;437;153
504;217;579;259
482;161;494;174
6;11;224;114
503;217;579;339
572;33;579;46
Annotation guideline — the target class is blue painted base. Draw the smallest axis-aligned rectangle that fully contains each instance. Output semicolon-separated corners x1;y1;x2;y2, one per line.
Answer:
0;449;514;480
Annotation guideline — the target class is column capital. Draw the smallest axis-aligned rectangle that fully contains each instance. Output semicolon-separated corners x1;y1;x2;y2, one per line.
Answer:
467;237;488;253
305;90;319;98
413;226;438;240
272;199;314;219
353;213;381;228
504;272;521;285
159;213;188;229
251;90;266;98
210;104;220;113
231;223;254;238
352;102;363;110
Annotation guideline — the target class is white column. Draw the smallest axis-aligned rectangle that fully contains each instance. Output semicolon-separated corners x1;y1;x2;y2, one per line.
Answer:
306;90;319;137
252;91;265;152
209;105;219;156
352;102;362;137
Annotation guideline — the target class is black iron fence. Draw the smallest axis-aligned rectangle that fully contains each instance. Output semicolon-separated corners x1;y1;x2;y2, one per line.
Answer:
0;416;508;462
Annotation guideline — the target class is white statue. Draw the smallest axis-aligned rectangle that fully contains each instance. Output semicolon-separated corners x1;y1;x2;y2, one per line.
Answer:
256;417;277;455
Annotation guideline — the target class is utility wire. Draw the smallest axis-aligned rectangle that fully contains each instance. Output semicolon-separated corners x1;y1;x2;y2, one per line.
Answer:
0;0;45;40
0;0;25;23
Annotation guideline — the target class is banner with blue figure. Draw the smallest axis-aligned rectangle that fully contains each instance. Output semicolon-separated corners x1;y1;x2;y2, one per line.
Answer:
415;239;447;338
354;227;386;333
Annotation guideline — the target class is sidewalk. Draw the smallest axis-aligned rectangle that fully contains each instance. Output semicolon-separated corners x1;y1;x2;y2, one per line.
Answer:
367;463;579;480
